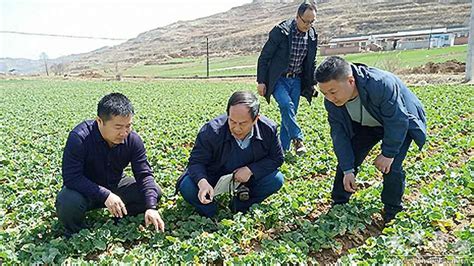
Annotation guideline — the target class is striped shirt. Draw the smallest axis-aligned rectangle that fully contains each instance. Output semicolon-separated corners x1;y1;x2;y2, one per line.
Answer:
287;20;308;75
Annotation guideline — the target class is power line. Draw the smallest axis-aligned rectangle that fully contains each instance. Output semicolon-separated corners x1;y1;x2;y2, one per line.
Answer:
0;30;128;41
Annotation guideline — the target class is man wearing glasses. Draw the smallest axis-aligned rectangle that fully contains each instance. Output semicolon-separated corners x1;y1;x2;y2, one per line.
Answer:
257;1;318;156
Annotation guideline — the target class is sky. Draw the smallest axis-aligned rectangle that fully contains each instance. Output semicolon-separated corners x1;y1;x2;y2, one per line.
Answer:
0;0;252;60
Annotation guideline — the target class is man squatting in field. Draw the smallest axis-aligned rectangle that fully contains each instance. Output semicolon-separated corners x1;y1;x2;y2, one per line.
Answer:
177;91;285;217
56;93;164;237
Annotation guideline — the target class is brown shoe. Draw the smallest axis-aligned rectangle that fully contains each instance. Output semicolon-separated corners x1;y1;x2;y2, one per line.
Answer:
293;139;307;155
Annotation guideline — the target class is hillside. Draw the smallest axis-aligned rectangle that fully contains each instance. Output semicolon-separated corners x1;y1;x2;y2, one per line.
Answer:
2;0;471;74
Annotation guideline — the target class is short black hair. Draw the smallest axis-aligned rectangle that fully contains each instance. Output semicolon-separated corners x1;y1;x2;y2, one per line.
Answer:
226;91;260;121
297;1;317;17
315;56;352;83
97;93;134;122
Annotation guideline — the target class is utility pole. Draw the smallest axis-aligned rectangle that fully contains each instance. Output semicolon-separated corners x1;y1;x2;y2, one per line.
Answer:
428;26;433;50
466;0;474;82
206;37;210;78
39;52;49;76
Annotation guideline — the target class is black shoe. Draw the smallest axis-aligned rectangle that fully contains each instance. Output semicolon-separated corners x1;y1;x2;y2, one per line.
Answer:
382;207;401;224
383;212;396;224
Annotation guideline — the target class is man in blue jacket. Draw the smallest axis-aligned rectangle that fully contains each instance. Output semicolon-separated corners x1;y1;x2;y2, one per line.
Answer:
177;91;284;218
56;93;164;237
257;1;318;155
315;56;427;223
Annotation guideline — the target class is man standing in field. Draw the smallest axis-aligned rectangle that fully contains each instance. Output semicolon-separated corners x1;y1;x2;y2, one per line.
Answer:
315;56;427;223
177;91;284;217
56;93;165;237
256;1;318;155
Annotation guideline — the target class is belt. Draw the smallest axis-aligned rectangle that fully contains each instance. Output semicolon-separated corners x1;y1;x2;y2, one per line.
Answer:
281;72;300;78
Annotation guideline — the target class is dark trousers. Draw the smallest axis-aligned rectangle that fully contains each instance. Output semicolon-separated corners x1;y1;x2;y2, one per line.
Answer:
332;122;412;216
55;176;162;237
179;170;284;218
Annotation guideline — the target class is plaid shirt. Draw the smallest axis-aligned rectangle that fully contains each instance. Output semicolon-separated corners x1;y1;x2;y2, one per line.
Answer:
287;20;308;75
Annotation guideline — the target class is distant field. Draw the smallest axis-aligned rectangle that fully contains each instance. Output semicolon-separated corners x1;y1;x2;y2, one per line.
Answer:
123;45;467;77
345;45;468;69
124;54;257;77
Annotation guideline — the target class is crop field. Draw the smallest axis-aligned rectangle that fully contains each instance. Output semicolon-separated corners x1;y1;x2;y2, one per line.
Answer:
122;45;468;77
0;79;473;263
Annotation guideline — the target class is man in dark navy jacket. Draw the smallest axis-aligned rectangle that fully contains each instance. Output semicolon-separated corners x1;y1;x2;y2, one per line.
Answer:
257;1;318;155
56;93;164;237
178;91;284;218
315;56;427;223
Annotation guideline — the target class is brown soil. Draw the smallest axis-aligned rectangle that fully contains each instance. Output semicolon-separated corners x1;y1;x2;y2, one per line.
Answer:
312;213;385;264
403;60;466;75
77;71;103;78
399;73;466;86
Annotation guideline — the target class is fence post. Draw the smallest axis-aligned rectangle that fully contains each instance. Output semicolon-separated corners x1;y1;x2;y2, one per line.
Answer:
206;37;210;78
466;0;474;82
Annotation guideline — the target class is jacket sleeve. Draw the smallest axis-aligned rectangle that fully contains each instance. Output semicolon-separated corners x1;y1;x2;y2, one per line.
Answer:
62;132;111;202
257;26;283;84
130;134;159;209
247;125;284;179
312;29;318;86
371;79;409;158
325;100;355;172
187;125;214;184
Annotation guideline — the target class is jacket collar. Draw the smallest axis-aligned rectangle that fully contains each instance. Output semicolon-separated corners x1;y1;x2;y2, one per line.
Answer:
277;18;317;41
253;121;263;140
277;19;293;35
92;120;106;144
351;63;370;100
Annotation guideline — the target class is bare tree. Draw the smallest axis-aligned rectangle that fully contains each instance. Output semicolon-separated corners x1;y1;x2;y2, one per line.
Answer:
466;0;474;82
50;63;67;76
115;61;122;81
39;52;49;76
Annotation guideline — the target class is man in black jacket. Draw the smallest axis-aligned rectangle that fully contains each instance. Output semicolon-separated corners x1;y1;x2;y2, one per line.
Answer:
257;1;318;155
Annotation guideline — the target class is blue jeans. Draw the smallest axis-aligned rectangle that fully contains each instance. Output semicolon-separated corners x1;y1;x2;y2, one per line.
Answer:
272;77;303;151
331;122;413;216
179;170;284;217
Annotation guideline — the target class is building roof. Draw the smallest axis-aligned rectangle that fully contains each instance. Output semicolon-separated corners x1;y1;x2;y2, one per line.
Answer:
329;26;468;44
